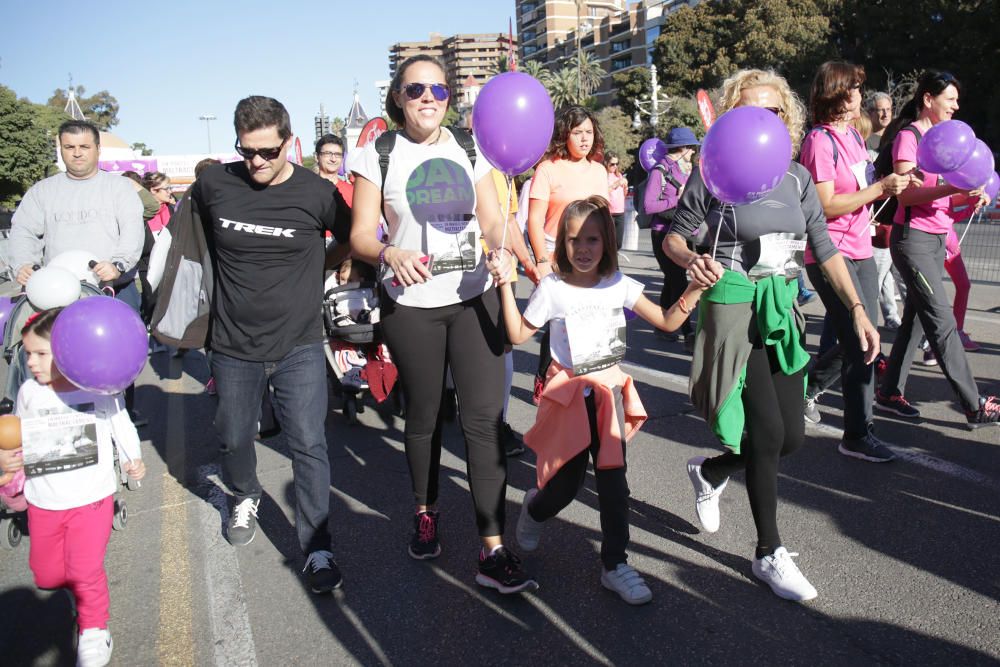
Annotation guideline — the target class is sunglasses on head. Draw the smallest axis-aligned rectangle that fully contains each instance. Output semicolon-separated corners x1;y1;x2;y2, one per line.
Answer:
235;141;285;161
401;82;450;101
763;106;784;116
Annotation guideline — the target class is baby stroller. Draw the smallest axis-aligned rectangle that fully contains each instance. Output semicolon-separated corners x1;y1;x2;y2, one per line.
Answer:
322;272;397;424
0;280;137;545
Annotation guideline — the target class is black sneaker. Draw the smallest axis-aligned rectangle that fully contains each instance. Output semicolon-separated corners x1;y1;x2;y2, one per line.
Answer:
967;395;1000;430
408;510;442;560
475;546;539;594
502;423;524;457
227;497;259;546
838;427;896;463
302;550;343;593
875;391;921;418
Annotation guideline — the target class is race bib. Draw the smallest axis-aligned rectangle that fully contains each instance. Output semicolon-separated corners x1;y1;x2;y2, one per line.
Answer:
407;157;480;275
850;159;876;223
20;404;99;477
566;306;626;375
747;232;806;281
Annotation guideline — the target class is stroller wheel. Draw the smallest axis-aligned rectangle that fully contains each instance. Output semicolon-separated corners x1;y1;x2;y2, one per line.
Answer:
126;477;141;491
112;499;128;531
1;516;22;550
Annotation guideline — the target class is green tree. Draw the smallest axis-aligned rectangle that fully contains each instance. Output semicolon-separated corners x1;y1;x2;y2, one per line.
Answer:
545;67;580;110
594;106;639;171
576;51;605;99
131;142;153;156
520;59;550;86
0;86;56;209
488;55;515;76
47;86;121;130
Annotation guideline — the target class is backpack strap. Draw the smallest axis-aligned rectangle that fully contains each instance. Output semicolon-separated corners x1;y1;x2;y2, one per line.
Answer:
898;124;922;240
809;126;840;168
448;126;478;171
374;131;398;225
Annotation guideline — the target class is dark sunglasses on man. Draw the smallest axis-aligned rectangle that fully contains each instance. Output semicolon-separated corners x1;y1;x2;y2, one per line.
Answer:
400;82;450;101
235;140;286;161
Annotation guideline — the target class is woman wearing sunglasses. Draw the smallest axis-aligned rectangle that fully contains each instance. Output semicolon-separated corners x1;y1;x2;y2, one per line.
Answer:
667;68;878;602
874;70;1000;427
798;61;916;461
350;54;537;594
605;152;628;249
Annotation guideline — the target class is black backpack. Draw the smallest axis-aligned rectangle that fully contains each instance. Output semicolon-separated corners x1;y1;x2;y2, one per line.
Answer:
872;124;922;226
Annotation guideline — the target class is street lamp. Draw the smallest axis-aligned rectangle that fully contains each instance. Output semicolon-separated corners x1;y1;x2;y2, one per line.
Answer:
631;64;668;130
199;114;216;153
573;0;593;103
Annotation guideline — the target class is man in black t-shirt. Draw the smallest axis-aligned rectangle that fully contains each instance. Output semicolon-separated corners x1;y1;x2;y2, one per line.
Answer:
192;96;350;594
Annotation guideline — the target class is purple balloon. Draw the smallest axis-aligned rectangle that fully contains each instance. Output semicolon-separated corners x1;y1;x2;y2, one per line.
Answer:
943;139;995;190
916;120;977;174
473;72;554;176
984;171;1000;202
51;296;148;395
638;138;667;172
699;106;792;206
0;297;15;341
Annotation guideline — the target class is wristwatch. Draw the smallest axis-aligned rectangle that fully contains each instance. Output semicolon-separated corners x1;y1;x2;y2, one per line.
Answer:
113;261;127;274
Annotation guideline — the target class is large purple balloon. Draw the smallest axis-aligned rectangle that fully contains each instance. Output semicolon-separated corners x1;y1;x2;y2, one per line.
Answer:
638;138;667;172
984;171;1000;203
917;120;977;174
473;72;554;176
700;106;792;206
943;140;994;190
51;296;147;395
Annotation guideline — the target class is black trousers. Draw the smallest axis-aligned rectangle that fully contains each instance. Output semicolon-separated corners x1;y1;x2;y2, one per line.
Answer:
651;227;692;336
701;344;805;552
528;390;630;570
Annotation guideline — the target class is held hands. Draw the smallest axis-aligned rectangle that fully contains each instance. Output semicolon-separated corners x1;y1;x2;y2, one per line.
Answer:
386;246;433;287
535;260;554;280
486;248;514;287
92;261;122;283
685;254;724;289
124;459;146;481
0;447;23;474
880;172;918;197
850;305;881;365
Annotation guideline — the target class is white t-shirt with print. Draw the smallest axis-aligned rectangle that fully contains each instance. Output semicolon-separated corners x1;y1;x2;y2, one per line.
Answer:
16;379;141;511
353;129;494;308
524;272;644;375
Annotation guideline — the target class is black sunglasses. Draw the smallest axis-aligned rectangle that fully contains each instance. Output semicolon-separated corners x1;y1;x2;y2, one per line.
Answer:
235;141;285;161
764;106;784;116
401;82;450;101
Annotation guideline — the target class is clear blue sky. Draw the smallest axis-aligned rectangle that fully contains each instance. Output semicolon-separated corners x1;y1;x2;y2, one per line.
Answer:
0;1;515;155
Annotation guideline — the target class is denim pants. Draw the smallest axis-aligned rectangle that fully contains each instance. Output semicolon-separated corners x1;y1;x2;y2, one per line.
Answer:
114;280;141;412
212;342;332;555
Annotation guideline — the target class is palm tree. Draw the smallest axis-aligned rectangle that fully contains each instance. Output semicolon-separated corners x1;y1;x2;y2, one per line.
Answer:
546;67;580;110
576;51;605;98
521;59;551;86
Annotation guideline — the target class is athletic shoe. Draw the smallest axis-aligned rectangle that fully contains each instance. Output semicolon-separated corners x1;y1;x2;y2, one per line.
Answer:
920;350;938;366
752;547;817;601
227;497;259;546
502;422;524;457
476;547;539;594
600;563;653;605
76;628;113;667
532;375;545;406
875;391;921;419
883;319;901;331
797;290;817;306
958;331;980;352
686;456;727;533
966;395;1000;429
875;354;888;383
516;489;543;552
408;510;441;560
302;550;342;593
803;394;821;424
205;377;217;396
838;427;896;463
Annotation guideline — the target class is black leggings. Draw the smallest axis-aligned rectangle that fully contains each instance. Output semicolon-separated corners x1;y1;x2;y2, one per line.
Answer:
651;227;692;336
528;390;630;570
380;288;507;537
700;343;805;554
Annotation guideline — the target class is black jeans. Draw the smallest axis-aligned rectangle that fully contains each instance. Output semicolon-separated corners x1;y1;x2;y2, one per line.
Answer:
806;258;878;440
528;390;630;570
701;343;805;553
381;289;507;537
651;226;691;336
612;213;625;250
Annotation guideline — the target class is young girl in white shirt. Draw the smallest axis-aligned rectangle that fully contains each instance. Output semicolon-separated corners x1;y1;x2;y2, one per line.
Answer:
498;195;705;604
10;308;145;667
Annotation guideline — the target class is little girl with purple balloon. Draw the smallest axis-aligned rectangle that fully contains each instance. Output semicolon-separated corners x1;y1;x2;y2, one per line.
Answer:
4;309;145;667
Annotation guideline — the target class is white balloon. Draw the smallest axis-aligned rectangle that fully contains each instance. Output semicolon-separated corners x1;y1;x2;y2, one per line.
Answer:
26;266;81;310
48;250;99;286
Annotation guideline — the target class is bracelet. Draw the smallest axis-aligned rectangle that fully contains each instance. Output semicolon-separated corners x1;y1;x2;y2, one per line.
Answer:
678;296;692;314
378;243;393;267
536;257;550;264
849;302;864;315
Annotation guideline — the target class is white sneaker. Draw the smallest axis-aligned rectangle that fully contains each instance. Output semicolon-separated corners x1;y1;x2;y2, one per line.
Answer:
600;563;653;605
516;488;543;552
77;628;113;667
752;547;818;601
686;456;727;533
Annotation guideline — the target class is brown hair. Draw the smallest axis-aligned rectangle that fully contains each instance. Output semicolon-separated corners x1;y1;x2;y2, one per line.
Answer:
142;171;169;190
553;196;618;277
385;55;448;127
234;96;292;141
194;158;221;179
542;106;605;163
21;308;63;340
810;61;866;125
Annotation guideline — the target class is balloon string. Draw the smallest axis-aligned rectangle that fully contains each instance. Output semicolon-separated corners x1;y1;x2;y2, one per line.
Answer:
500;174;512;254
957;207;983;250
729;205;738;271
872;197;893;221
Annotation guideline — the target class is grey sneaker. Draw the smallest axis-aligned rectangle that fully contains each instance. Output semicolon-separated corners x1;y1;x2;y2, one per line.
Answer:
227;497;260;546
803;394;821;424
516;488;543;552
838;428;896;463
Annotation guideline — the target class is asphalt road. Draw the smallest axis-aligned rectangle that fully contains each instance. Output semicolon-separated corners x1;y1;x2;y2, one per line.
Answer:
1;232;999;666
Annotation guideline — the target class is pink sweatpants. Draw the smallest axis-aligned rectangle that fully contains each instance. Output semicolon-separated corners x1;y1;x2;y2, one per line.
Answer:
27;495;113;630
944;228;971;331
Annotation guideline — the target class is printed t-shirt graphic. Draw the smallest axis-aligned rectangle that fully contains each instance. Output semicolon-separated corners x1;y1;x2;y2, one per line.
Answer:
21;402;99;476
406;157;479;274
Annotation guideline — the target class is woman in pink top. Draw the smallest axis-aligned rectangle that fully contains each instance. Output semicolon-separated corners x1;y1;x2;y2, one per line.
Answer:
874;70;1000;427
606;152;628;249
799;61;915;461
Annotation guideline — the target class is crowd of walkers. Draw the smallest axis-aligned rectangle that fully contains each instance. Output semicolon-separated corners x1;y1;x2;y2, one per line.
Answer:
1;51;996;666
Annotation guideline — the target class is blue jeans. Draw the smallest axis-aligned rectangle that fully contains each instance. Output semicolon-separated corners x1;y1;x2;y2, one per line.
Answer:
211;342;332;555
114;280;141;412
